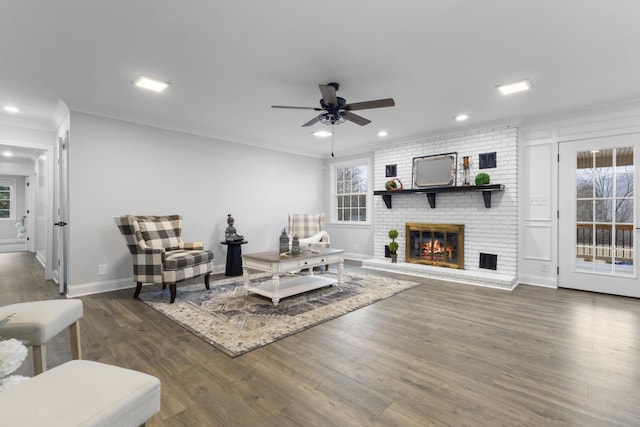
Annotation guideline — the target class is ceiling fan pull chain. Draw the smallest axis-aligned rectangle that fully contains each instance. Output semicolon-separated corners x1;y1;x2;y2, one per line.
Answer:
331;124;335;157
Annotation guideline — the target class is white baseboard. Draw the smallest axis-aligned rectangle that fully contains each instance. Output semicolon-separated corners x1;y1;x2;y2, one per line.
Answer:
0;239;28;253
517;273;558;289
66;277;136;298
35;250;46;268
66;265;227;298
343;252;371;262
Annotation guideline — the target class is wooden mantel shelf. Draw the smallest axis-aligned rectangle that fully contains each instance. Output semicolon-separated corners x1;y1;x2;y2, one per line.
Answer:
374;184;505;209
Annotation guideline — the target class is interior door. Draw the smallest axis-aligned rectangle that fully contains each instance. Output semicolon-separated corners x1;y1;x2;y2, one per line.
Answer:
54;132;69;294
558;133;640;297
24;176;33;252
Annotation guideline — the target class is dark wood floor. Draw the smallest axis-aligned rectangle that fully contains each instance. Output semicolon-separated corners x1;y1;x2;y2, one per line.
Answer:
3;251;640;426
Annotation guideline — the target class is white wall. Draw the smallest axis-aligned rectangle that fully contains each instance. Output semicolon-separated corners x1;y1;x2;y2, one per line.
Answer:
519;100;640;287
323;152;375;260
518;136;556;287
35;154;48;262
66;112;325;295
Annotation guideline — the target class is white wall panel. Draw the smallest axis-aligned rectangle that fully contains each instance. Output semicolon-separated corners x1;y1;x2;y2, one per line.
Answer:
524;143;552;221
522;223;551;261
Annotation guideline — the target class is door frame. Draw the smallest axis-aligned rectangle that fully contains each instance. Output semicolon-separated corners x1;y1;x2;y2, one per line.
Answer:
54;132;69;294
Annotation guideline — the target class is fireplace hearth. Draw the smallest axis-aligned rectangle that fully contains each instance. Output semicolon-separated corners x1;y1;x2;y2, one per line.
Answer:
406;223;464;269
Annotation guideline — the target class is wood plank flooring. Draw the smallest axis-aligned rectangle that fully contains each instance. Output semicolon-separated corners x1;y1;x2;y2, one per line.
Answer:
2;251;640;426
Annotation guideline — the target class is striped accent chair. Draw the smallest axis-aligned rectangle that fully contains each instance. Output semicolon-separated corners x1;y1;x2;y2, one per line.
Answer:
114;215;214;303
288;213;330;250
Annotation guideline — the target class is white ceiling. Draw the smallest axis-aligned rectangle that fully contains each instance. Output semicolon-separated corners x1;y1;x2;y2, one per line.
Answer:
1;1;639;158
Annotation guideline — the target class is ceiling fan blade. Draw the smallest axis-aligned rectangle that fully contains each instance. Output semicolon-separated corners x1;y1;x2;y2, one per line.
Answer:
344;98;395;111
272;105;323;111
319;84;338;106
301;115;322;127
345;111;371;126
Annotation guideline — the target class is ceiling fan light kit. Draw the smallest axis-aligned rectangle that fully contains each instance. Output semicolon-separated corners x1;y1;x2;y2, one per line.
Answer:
272;82;395;128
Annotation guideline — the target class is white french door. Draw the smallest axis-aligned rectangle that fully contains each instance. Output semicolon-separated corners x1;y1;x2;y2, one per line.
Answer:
558;133;640;297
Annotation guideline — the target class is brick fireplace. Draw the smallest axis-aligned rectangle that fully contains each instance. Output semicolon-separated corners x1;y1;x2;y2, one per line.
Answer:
363;125;519;290
406;223;464;269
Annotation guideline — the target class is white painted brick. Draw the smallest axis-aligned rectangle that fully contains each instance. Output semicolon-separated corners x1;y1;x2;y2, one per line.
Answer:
374;126;518;277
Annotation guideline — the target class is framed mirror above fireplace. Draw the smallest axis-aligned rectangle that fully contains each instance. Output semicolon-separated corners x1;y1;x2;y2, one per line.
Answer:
412;152;457;188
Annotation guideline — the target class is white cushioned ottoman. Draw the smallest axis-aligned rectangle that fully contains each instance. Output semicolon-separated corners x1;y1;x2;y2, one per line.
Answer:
0;359;161;426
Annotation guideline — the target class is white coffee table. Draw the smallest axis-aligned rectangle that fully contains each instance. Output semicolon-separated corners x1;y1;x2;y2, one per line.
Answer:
242;248;344;305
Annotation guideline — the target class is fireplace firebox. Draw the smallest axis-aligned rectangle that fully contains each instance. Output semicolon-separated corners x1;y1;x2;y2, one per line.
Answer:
405;223;464;269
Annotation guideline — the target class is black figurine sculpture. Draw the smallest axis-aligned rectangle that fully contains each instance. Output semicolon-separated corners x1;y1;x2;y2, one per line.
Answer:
225;214;244;241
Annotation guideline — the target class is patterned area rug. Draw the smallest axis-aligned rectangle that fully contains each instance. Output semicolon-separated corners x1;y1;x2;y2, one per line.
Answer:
140;270;420;357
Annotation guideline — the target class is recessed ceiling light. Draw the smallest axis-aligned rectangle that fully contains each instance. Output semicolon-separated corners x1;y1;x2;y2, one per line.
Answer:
497;79;532;95
3;105;20;114
313;130;333;138
133;75;170;93
377;130;388;137
454;113;469;122
2;151;13;157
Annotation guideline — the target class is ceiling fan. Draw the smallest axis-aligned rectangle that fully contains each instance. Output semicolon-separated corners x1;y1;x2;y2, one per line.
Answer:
272;83;395;127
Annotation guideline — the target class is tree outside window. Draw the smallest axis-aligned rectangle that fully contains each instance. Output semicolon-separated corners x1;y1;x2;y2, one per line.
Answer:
333;162;368;223
575;147;634;267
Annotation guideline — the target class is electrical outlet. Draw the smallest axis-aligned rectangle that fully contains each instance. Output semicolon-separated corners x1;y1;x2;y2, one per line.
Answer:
354;243;359;252
98;264;107;275
541;264;549;272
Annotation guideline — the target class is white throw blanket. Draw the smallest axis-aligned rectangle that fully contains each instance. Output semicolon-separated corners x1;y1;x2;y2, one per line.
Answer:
291;230;330;249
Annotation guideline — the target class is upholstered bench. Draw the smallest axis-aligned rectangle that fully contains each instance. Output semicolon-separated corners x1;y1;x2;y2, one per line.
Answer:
0;299;83;374
0;359;161;426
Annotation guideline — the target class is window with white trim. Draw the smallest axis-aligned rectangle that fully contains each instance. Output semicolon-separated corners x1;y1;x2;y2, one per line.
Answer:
0;179;16;220
331;160;370;224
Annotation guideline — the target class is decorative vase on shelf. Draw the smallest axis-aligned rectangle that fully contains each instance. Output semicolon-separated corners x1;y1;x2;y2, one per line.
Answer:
461;156;471;186
385;178;403;191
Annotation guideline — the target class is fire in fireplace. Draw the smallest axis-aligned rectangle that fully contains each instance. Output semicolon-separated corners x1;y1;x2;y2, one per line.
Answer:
405;223;464;269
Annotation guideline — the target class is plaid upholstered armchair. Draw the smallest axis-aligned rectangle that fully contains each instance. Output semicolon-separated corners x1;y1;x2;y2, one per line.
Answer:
288;213;330;251
114;215;214;303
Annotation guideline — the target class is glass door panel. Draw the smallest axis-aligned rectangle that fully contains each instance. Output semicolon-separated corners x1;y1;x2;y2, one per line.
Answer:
575;147;633;274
